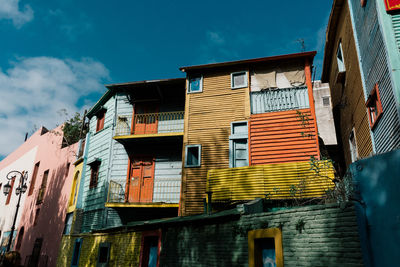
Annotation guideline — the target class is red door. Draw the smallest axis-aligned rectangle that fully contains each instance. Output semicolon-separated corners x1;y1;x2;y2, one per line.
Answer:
134;104;158;134
128;157;155;203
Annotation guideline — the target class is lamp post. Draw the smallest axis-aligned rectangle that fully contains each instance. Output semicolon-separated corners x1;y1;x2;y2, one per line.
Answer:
3;170;28;252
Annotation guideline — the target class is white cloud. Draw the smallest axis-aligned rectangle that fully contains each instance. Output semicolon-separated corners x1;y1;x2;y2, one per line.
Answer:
0;0;33;27
0;56;109;157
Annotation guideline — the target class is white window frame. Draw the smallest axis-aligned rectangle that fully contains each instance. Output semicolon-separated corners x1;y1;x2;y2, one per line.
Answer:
229;121;248;168
336;42;346;73
185;144;202;167
187;75;203;94
231;71;248;89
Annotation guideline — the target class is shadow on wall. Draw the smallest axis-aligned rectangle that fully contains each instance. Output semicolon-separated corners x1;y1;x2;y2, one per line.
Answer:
350;149;400;267
19;161;71;266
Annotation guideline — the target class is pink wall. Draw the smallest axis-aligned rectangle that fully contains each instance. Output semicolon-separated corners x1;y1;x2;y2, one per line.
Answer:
15;126;78;267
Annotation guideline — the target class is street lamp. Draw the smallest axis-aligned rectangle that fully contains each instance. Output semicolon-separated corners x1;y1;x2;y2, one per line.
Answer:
3;170;28;252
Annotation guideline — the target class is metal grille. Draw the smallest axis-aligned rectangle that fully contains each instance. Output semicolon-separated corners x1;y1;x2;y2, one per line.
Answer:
251;86;309;114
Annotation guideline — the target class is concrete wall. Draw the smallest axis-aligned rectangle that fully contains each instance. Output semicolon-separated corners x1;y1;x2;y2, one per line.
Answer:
160;203;363;266
313;81;337;146
350;149;400;267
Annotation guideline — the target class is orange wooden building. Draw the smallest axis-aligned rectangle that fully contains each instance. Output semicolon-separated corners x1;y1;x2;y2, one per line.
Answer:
179;52;334;216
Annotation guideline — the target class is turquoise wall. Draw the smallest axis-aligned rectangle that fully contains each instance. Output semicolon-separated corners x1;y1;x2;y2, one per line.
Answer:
350;149;400;267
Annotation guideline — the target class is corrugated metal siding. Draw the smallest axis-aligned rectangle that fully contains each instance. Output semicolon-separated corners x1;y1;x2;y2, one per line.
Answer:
81;209;104;232
251;87;309;114
392;13;400;52
350;0;400;153
207;160;334;201
182;70;249;215
249;109;319;165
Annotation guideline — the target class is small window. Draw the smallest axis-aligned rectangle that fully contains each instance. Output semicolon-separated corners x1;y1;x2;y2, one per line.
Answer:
15;227;24;251
63;213;74;235
248;228;283;267
5;177;15;205
230;121;248;168
34;208;40;226
185;145;201;167
29;162;40;196
322;96;330;107
361;0;366;7
71;238;83;267
96;109;106;132
188;76;203;93
337;42;345;72
231;71;248;89
366;83;383;130
349;128;358;163
97;242;111;267
89;161;101;189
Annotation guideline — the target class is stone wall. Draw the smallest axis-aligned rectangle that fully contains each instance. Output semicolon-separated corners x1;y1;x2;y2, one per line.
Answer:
160;203;363;267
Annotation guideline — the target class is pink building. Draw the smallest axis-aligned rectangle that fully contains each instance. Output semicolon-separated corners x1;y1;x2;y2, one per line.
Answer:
0;126;78;266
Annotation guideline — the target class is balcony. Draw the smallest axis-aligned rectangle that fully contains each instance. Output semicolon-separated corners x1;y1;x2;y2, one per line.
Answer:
114;111;184;141
106;178;180;208
251;86;310;114
207;160;335;202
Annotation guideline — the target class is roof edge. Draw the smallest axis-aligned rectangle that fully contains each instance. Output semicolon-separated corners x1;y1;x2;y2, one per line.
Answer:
179;51;317;72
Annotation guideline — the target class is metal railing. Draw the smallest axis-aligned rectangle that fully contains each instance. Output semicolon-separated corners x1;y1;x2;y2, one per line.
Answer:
115;111;184;136
107;178;181;204
251;86;310;114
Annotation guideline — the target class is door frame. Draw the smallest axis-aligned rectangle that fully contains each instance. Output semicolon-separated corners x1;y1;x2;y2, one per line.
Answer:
126;155;155;203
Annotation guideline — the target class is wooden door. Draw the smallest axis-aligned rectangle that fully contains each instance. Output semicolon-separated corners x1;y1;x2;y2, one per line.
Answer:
128;157;155;203
134;104;158;134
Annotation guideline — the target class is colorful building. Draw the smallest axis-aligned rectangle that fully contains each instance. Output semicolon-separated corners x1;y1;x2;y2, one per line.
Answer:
322;0;400;170
79;78;186;233
0;126;78;266
179;52;335;215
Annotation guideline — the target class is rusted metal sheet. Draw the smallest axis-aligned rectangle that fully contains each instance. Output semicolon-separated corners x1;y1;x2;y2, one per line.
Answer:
207;160;335;201
249;109;319;165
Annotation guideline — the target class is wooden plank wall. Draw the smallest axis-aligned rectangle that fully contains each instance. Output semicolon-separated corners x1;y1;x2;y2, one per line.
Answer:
181;69;250;216
249;109;319;165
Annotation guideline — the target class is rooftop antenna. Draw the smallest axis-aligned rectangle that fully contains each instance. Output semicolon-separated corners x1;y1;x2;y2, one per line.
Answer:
296;38;306;52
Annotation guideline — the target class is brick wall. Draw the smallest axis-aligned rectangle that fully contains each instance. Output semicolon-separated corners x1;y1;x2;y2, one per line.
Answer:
160;203;363;267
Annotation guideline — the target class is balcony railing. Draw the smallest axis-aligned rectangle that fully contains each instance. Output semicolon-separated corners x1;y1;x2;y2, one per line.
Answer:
207;160;335;202
115;111;184;137
106;178;180;205
251;86;309;114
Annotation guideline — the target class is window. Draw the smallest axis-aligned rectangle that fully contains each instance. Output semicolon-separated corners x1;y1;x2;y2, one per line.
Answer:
139;230;161;267
349;128;358;163
361;0;367;7
97;242;111;267
185;145;201;167
71;238;83;267
322;96;330;107
69;171;80;208
15;227;24;251
187;76;203;93
29;162;40;196
96;109;106;132
336;42;345;72
34;208;40;226
36;169;49;204
89;161;101;189
230;121;248;168
5;177;15;205
231;71;248;89
63;213;74;235
248;228;283;267
366;83;383;130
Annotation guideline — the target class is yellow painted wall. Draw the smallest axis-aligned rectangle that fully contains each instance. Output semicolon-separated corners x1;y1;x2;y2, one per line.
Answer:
67;160;83;213
207;160;335;201
57;231;141;267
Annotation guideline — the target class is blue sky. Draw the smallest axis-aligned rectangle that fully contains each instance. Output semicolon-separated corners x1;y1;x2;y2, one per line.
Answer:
0;0;333;159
